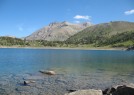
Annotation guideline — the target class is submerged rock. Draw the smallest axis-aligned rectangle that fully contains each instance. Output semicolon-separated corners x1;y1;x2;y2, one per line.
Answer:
39;70;56;75
103;87;116;95
65;89;102;95
67;89;77;93
24;80;36;85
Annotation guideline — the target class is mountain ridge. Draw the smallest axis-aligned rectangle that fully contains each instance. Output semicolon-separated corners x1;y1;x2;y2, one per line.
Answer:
25;21;92;41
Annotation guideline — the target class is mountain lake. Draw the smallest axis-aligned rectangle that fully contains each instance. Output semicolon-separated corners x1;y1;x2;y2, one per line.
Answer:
0;48;134;95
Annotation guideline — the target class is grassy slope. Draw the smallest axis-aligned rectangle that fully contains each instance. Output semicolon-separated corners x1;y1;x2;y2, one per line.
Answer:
66;21;134;47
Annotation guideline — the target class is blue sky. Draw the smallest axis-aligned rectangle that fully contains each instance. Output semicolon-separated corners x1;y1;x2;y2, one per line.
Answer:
0;0;134;37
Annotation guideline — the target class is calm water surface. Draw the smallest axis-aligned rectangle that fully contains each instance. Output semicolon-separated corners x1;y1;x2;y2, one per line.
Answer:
0;48;134;77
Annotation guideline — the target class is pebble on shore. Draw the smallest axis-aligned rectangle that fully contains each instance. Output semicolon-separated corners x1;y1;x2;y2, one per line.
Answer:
24;80;36;85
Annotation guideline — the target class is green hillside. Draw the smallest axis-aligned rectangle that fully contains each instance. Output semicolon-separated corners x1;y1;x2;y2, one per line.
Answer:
66;21;134;47
0;37;26;46
0;37;64;47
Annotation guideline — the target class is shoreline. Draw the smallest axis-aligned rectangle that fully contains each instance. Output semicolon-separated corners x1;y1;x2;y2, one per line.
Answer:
0;46;126;51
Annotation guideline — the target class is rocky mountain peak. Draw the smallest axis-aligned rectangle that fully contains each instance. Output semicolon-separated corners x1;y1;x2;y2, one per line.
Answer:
49;22;60;26
25;21;92;41
48;21;72;27
62;21;72;25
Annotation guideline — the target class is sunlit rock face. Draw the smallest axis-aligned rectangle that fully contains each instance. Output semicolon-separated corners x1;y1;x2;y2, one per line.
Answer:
25;21;92;41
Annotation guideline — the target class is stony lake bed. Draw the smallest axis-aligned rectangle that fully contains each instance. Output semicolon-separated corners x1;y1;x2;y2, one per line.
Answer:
0;48;134;95
0;71;134;95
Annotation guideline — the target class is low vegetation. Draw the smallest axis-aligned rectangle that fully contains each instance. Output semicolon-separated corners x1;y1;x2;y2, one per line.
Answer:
0;37;26;46
0;31;134;49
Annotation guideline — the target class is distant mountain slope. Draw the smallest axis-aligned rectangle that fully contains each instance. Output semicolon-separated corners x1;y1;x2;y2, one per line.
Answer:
66;21;134;46
25;21;92;41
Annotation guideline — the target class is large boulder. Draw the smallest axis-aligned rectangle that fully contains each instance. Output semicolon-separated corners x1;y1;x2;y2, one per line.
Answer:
126;46;134;51
103;83;134;95
65;89;103;95
112;86;134;95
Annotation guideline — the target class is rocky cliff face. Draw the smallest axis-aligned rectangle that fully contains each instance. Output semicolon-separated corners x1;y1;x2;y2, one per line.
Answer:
25;21;92;41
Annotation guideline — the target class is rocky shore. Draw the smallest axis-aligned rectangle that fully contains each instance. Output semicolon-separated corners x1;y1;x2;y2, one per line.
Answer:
65;83;134;95
127;46;134;51
0;72;134;95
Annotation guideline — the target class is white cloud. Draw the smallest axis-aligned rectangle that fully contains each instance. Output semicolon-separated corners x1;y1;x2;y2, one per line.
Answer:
74;15;91;20
124;9;134;15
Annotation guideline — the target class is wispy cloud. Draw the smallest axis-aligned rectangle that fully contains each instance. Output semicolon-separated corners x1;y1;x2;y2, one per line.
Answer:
74;21;80;23
18;26;23;31
74;15;91;20
124;9;134;15
17;24;24;32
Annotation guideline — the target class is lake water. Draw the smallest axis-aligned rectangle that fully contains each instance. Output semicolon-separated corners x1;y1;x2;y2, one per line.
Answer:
0;48;134;77
0;48;134;94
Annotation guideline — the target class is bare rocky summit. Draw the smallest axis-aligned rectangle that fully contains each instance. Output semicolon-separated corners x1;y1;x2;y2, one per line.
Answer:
25;21;92;41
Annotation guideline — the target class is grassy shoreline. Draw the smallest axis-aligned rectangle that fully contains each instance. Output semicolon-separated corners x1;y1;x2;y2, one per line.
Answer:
0;46;126;50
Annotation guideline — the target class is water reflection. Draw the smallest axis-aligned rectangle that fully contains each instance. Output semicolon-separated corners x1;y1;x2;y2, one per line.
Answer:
0;49;133;76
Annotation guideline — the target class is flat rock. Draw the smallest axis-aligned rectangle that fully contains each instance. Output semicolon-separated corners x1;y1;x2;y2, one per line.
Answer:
65;89;102;95
39;70;56;75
